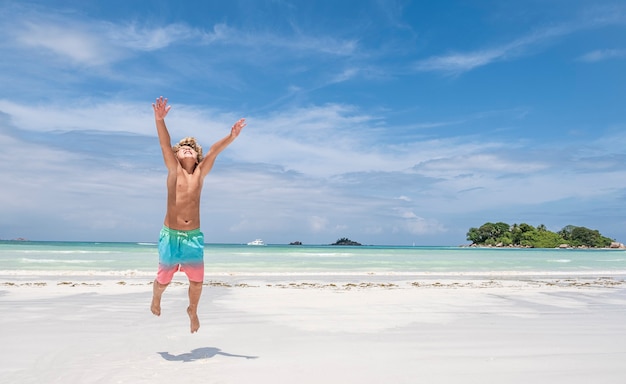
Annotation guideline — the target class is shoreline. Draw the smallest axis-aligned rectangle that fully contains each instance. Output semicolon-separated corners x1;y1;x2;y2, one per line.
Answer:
3;272;626;289
3;269;626;278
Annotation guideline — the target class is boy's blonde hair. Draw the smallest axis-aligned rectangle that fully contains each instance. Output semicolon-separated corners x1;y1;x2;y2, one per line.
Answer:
172;137;203;163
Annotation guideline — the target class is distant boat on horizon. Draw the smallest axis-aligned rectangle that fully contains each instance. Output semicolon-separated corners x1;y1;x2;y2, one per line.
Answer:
247;239;266;246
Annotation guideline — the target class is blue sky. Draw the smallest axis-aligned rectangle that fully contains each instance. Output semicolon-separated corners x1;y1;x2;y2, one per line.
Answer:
1;0;625;245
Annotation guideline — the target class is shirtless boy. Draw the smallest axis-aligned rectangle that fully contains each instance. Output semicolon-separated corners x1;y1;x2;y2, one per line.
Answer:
150;96;245;333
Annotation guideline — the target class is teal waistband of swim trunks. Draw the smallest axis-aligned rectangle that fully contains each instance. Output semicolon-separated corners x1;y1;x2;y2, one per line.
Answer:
161;225;202;237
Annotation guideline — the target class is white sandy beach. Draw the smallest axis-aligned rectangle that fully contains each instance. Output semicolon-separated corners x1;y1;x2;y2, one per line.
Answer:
1;275;626;384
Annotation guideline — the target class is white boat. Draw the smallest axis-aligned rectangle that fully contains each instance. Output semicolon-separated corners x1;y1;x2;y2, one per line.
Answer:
247;239;266;246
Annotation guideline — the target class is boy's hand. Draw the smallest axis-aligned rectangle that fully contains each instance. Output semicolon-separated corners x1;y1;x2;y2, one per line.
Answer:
152;96;171;120
231;118;246;138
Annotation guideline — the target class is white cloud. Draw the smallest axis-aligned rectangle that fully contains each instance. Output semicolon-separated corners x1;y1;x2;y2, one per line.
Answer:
0;99;154;134
414;153;548;177
414;49;504;74
309;216;328;232
578;49;626;62
16;21;123;66
395;209;447;235
414;24;571;74
197;22;358;56
110;23;198;51
8;10;204;66
2;95;626;243
0;128;165;240
413;5;626;75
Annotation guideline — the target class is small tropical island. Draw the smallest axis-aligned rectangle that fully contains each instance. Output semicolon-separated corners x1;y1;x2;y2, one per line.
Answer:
466;222;624;249
331;237;362;246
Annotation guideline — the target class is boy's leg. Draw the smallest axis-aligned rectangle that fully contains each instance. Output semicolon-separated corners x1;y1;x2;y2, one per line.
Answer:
154;227;175;316
151;279;169;316
187;281;202;333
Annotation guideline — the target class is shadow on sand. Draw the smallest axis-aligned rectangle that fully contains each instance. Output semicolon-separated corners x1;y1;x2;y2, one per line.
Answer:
158;347;258;362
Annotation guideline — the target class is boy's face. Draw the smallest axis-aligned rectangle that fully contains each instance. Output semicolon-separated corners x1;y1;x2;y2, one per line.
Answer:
177;144;199;163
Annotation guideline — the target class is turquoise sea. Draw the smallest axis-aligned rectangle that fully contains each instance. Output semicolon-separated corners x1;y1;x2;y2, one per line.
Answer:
1;240;625;278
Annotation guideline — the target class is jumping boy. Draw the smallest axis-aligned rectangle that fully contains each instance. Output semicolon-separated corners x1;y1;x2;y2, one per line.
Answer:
150;96;246;333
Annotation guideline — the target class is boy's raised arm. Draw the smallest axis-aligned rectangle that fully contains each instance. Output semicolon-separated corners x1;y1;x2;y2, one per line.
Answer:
198;118;246;178
152;96;178;171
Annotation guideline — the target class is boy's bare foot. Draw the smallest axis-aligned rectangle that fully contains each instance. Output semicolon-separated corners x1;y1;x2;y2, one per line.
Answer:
151;296;161;316
151;279;166;316
187;306;200;333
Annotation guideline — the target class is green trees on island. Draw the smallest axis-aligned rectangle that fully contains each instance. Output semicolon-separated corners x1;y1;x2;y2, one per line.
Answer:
331;237;362;246
466;222;613;248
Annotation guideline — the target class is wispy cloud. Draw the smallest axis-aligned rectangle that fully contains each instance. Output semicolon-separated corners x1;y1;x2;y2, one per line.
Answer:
15;21;125;66
414;25;571;75
414;5;626;75
198;22;358;56
0;99;153;134
395;209;447;236
6;6;357;69
8;12;197;66
578;49;626;62
109;23;198;51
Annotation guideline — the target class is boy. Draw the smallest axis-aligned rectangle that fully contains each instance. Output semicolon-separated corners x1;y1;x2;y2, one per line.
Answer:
150;96;245;333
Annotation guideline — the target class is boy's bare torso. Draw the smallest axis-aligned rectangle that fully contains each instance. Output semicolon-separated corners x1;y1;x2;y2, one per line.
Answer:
163;166;205;230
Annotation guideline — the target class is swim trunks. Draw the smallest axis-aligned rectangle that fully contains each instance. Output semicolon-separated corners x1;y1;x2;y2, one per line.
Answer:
156;226;205;284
